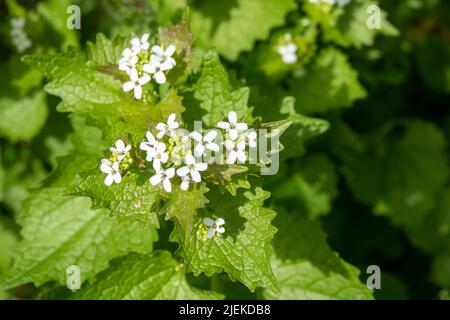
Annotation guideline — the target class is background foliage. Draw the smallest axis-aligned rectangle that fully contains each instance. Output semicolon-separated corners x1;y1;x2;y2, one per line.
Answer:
0;0;449;300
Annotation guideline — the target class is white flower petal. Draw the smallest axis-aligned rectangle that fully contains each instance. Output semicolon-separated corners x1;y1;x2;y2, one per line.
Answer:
216;226;225;234
194;144;205;157
142;63;155;74
203;218;214;227
204;130;217;142
236;123;248;131
206;142;220;152
217;121;230;129
206;228;215;239
151;45;164;56
129;68;139;81
227;151;237;164
113;173;122;184
184;154;195;165
133;85;142;100
139;74;150;85
216;218;225;226
190;170;201;183
165;45;176;56
149;174;162;186
225;140;235;151
180;180;190;191
162;178;172;192
122;81;135;92
100;163;112;174
104;175;114;186
165;167;175;178
229;129;238;141
154;71;166;84
237;150;247;163
195;163;207;172
228;111;237;124
190;131;202;142
177;166;190;177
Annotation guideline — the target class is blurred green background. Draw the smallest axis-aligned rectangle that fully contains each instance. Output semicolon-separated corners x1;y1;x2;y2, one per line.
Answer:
0;0;449;300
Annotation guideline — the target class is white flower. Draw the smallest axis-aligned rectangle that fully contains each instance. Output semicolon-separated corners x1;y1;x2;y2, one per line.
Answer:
277;43;298;64
118;48;138;74
217;111;248;141
130;33;150;53
109;139;131;161
122;68;150;100
10;17;32;53
100;159;122;186
156;113;179;138
176;154;207;183
149;165;175;192
147;142;169;167
151;44;176;67
139;131;159;160
225;139;246;164
10;17;25;29
143;55;173;84
203;218;225;239
190;130;220;156
180;175;192;191
243;130;257;148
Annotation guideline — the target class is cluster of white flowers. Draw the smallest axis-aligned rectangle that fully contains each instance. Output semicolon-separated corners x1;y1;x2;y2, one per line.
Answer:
10;18;32;53
277;33;298;65
308;0;351;7
118;33;177;100
99;111;257;193
99;140;132;186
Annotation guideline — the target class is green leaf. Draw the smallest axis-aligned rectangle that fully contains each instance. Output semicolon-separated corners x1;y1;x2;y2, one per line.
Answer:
70;171;163;228
337;120;449;230
71;251;224;300
272;154;338;219
279;96;330;159
289;48;367;113
167;186;278;292
323;0;399;48
262;210;373;300
0;90;47;142
0;188;158;289
193;51;253;127
191;0;297;60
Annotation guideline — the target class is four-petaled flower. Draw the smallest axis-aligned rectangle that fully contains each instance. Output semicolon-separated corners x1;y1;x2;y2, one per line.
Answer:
122;68;150;100
100;159;122;186
148;142;169;168
217;111;248;141
190;130;220;156
109;139;131;161
243;130;257;148
203;218;225;239
225;139;246;164
150;165;175;192
277;43;298;65
143;55;173;84
130;33;150;53
156;113;180;138
176;154;207;183
151;44;176;67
